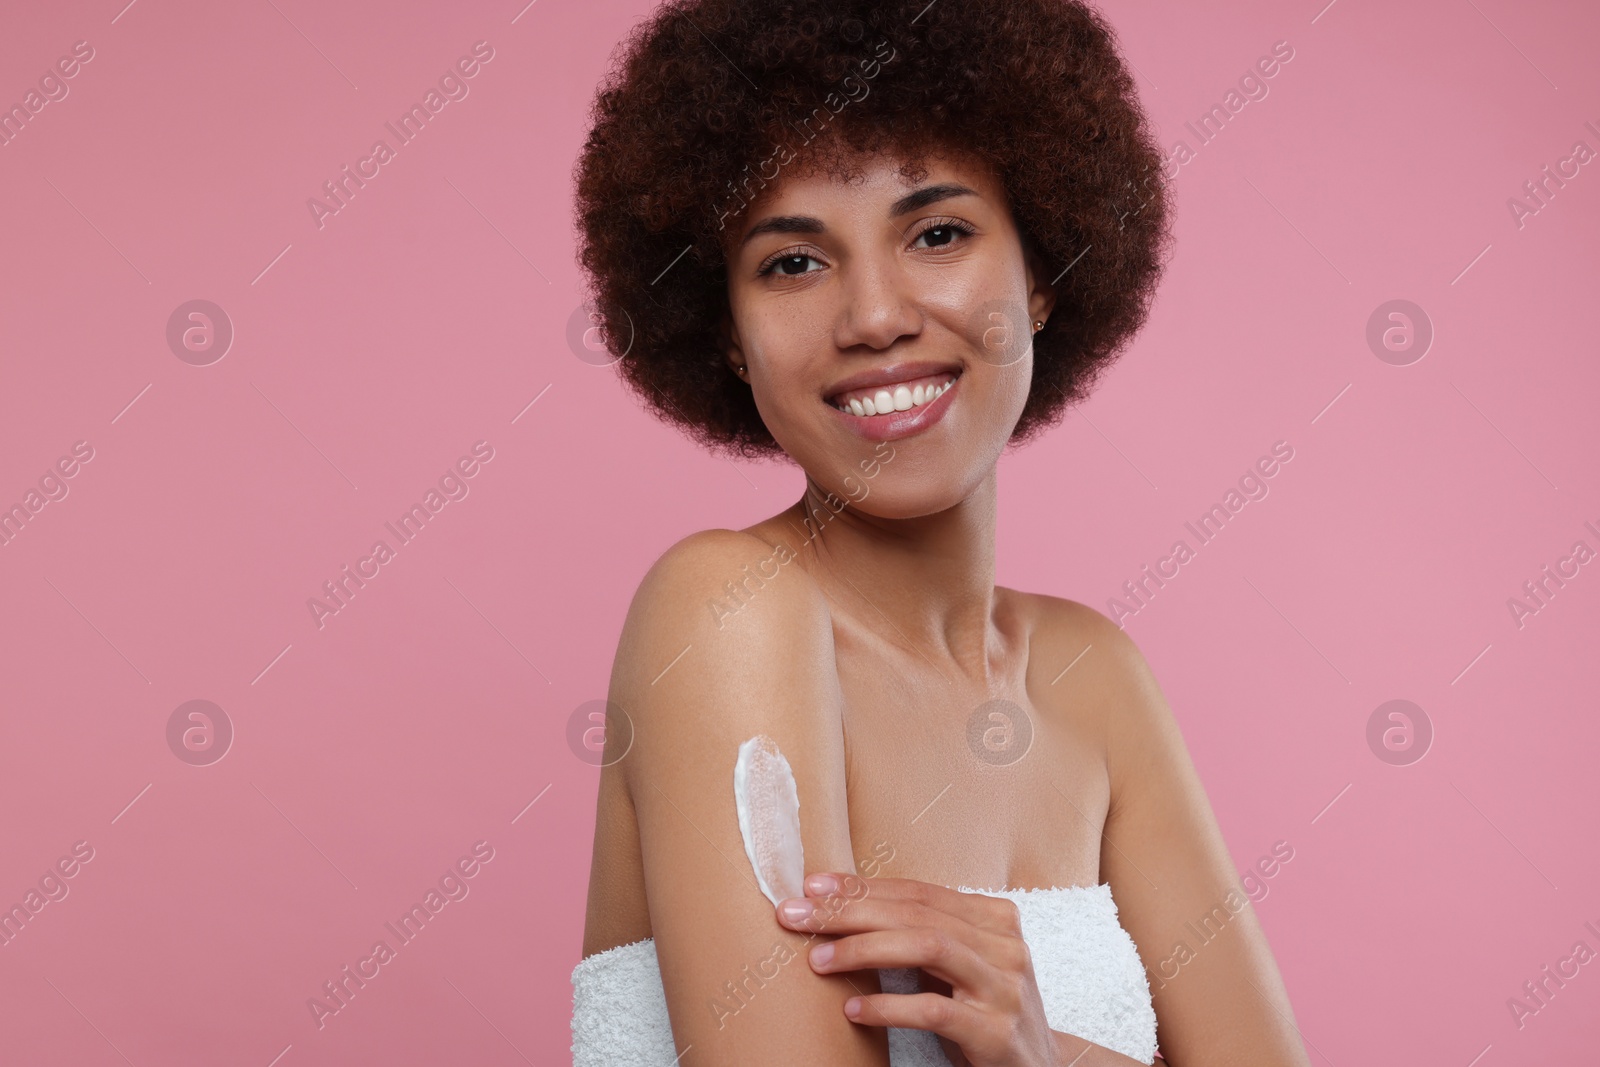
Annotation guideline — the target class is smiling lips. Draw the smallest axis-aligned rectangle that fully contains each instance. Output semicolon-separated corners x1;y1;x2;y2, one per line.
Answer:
829;372;957;416
825;370;962;442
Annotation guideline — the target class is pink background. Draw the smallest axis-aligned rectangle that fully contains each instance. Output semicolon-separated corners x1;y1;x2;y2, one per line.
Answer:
1;0;1597;1062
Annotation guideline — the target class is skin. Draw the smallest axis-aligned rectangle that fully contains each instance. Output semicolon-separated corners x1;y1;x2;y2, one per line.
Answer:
580;143;1313;1066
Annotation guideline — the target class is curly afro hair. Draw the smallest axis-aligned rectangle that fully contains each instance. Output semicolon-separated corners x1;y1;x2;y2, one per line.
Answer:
573;0;1172;460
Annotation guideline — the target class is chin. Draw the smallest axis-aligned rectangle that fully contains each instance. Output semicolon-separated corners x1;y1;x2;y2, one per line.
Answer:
847;485;973;520
823;447;999;520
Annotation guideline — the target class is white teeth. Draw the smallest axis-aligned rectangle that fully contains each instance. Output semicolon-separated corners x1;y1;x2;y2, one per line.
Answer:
831;375;956;414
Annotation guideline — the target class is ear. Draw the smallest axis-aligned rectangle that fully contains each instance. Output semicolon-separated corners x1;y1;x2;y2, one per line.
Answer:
1021;235;1059;329
721;311;750;381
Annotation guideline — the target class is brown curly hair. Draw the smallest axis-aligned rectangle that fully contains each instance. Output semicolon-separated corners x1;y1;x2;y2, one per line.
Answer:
573;0;1171;460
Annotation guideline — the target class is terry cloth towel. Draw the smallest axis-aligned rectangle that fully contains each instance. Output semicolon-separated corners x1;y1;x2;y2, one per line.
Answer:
570;882;1158;1066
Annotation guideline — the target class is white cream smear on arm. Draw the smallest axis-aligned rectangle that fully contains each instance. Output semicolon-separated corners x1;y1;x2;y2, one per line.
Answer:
732;734;805;906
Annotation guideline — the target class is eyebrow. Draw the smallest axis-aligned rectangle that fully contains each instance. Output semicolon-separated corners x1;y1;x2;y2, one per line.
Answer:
738;182;981;249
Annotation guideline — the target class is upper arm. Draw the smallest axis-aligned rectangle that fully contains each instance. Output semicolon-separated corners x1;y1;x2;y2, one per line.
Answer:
609;530;889;1066
1084;612;1311;1067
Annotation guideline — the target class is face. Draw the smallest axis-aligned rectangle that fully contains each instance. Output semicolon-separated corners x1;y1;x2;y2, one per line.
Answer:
722;146;1056;519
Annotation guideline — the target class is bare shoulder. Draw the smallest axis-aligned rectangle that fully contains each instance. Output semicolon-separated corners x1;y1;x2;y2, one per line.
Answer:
1008;587;1194;825
627;527;817;615
1009;588;1164;733
1013;588;1147;664
628;527;787;606
610;527;840;761
613;527;829;690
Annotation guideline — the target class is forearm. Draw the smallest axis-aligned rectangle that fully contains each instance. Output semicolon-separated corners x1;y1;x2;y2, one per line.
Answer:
1051;1030;1164;1067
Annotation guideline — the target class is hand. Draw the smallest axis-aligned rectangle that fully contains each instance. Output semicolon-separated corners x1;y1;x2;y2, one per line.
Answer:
776;872;1060;1067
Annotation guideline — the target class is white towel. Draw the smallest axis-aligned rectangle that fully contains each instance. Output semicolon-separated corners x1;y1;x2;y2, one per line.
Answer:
570;883;1156;1065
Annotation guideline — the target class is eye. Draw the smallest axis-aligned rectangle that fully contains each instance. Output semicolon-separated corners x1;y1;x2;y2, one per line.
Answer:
911;217;975;250
756;249;822;277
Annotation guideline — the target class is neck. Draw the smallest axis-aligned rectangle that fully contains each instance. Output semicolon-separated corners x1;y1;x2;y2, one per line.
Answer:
784;470;1002;685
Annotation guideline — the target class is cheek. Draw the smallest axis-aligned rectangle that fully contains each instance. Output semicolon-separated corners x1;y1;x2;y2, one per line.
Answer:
967;352;1034;433
745;364;822;454
750;387;803;446
1003;351;1035;414
748;320;830;407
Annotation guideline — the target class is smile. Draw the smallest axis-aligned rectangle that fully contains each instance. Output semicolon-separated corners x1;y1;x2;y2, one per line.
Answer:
828;371;958;416
825;370;962;443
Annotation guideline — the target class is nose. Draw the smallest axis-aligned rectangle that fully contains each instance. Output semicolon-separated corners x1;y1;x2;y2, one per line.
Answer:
831;250;921;351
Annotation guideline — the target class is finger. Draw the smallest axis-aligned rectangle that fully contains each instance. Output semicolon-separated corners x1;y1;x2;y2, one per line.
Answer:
802;874;1025;935
843;990;986;1047
779;887;1023;964
778;888;937;937
809;927;993;992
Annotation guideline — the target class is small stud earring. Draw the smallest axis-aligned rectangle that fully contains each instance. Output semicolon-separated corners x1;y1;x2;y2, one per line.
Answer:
1034;320;1044;332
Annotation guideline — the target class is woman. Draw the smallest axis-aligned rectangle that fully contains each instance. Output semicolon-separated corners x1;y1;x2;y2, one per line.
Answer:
569;0;1312;1063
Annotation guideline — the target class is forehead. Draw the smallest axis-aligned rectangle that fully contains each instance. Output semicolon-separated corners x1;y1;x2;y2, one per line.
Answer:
729;143;1007;242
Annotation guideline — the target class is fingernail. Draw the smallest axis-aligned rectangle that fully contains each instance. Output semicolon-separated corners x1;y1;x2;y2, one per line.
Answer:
810;942;834;968
780;899;813;922
806;872;840;895
844;996;862;1019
